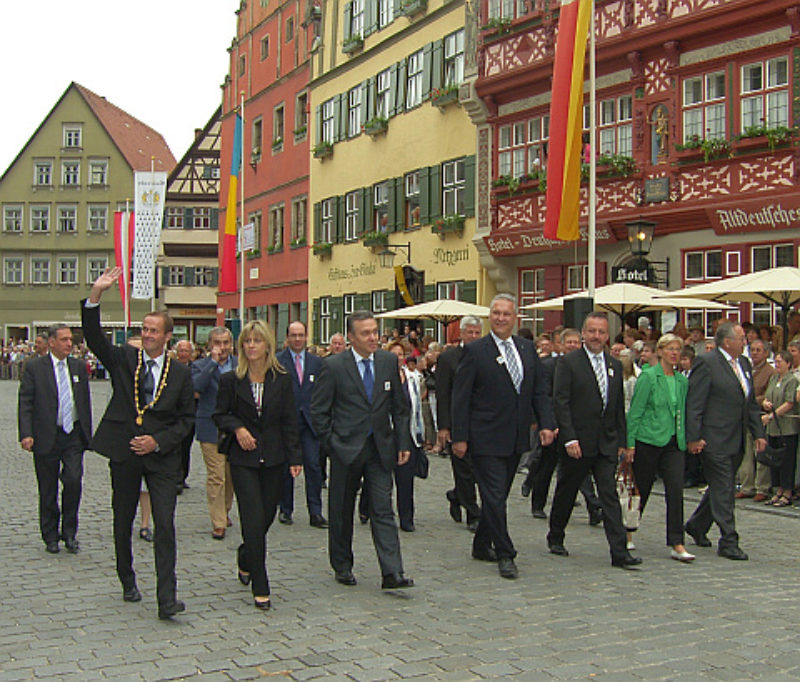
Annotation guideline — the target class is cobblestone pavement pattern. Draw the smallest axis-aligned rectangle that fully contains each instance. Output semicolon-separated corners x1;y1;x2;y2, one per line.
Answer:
2;380;800;681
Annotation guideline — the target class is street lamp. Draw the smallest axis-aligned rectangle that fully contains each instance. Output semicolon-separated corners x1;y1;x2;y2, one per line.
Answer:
626;219;656;257
378;242;411;269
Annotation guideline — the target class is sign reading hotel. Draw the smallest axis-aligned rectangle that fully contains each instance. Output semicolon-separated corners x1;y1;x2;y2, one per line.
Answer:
708;196;800;235
484;224;617;256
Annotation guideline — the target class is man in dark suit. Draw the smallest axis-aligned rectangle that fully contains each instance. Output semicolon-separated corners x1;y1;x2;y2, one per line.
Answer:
684;321;766;560
547;312;641;568
278;321;326;528
174;339;195;494
311;310;413;589
18;323;92;554
436;315;482;531
452;294;555;579
82;267;195;619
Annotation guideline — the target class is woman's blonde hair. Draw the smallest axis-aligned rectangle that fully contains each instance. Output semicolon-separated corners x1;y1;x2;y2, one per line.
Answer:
656;332;683;352
235;319;286;380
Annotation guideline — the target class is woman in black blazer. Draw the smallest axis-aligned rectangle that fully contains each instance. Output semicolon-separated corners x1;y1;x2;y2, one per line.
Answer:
214;320;302;610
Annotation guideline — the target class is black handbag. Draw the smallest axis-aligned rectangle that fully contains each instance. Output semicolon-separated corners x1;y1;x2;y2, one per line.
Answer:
414;450;429;479
217;430;235;455
756;410;786;468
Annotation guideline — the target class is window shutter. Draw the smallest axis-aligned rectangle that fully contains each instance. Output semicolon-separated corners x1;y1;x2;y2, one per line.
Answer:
315;104;322;145
335;196;343;243
463;154;476;217
365;0;377;36
337;93;348;141
211;208;219;230
422;43;433;100
431;39;443;92
184;208;193;229
331;296;345;334
182;267;194;287
429;164;442;219
366;77;376;121
419;166;430;225
313;201;322;243
462;279;477;303
160;266;170;287
312;298;321;344
360;80;369;126
424;284;436;302
387;177;398;232
299;300;307;326
343;1;352;42
210;267;219;288
359;187;371;235
278;303;290;338
393;0;401;15
162;212;168;228
333;95;342;142
388;63;398;117
396;58;407;113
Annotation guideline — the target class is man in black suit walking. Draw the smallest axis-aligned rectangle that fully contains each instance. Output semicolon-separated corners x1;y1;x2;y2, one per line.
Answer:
82;267;195;619
18;324;92;554
436;315;482;531
311;310;413;589
452;294;555;579
684;321;766;560
547;312;641;568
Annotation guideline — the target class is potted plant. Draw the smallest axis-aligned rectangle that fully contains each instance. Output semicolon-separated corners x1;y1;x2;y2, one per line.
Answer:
481;16;512;35
293;125;307;139
363;116;389;136
313;141;333;159
312;241;333;256
342;34;363;54
735;123;796;152
271;137;283;151
432;214;465;236
430;83;459;109
361;230;389;247
399;0;427;17
675;134;731;162
290;237;307;248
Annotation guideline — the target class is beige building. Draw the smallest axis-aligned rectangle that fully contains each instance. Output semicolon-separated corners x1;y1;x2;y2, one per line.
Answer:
0;82;174;342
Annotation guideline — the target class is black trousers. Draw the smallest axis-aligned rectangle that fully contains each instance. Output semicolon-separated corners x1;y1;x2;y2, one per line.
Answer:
547;451;627;561
632;438;686;546
394;444;419;529
528;442;601;515
769;433;798;492
230;462;282;597
109;455;179;607
177;428;193;484
471;452;521;559
686;449;743;551
328;437;403;577
281;426;323;517
448;448;481;523
33;426;84;544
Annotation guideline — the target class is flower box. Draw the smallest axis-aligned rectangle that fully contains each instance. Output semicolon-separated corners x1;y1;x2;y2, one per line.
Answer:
363;117;388;136
432;215;465;236
313;142;333;159
342;36;363;54
361;231;388;247
312;242;333;256
399;0;427;16
431;88;459;109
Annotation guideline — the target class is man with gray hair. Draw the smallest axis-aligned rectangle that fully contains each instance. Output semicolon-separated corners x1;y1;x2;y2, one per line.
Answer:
436;315;483;531
174;340;195;492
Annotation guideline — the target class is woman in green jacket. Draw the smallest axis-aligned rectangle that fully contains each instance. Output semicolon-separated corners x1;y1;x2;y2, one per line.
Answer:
627;333;693;562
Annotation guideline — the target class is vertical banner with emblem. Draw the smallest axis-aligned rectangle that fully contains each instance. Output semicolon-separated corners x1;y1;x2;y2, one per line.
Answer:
132;171;167;299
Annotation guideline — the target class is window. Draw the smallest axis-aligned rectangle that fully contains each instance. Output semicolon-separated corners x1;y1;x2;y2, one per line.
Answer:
87;256;108;283
31;257;50;285
320;296;331;343
752;243;793;272
34;161;52;186
166;206;184;229
252;117;263;155
487;0;518;19
594;96;633;156
291;196;307;243
348;86;362;137
3;206;22;233
684;249;722;280
498;122;527;178
63;125;82;148
248;210;262;252
528;116;549;171
168;266;185;286
189;207;209;229
405;171;420;227
372;290;389;312
519;267;546;334
376;68;391;118
57;206;77;233
406;50;424;109
88;205;108;232
31;206;49;233
322;98;335;143
442;158;466;215
741;56;789;129
4;257;23;285
351;0;364;37
682;71;726;142
444;30;465;87
286;16;294;41
89;160;108;185
238;54;246;76
62;161;80;186
567;265;588;291
260;35;270;60
345;191;360;240
379;0;393;27
274;105;285;146
57;257;78;284
343;293;356;331
373;182;389;231
269;204;284;249
321;198;334;242
295;92;308;134
194;267;216;286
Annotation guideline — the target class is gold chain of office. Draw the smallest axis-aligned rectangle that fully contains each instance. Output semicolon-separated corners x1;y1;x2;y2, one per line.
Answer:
133;349;172;426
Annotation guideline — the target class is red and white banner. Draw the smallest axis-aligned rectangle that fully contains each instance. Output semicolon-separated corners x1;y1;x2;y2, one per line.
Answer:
113;211;134;325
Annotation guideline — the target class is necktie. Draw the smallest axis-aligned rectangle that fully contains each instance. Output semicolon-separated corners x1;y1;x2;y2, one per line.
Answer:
503;340;522;393
295;353;303;385
142;359;156;404
57;359;73;434
362;358;374;401
729;358;748;395
593;354;608;407
411;375;424;438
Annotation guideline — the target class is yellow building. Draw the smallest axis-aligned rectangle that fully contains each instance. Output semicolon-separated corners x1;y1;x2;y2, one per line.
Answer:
307;0;491;344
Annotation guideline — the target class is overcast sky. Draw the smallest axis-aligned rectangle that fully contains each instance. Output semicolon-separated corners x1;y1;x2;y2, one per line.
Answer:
0;1;239;174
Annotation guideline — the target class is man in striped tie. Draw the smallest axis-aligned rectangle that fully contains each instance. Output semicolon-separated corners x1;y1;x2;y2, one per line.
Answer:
18;324;92;554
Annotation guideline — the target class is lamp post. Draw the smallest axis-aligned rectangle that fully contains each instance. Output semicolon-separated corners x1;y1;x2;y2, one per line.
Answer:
622;219;669;287
377;242;411;269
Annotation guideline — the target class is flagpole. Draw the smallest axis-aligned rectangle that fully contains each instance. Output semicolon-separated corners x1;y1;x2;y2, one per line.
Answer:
150;156;157;311
587;0;596;300
123;199;130;338
239;92;245;327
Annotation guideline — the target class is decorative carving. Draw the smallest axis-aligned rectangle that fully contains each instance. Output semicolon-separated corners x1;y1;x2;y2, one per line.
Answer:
657;0;668;19
623;0;634;27
651;105;670;165
788;7;800;37
664;40;680;68
482;28;548;77
644;58;670;95
627;51;643;79
634;108;646;151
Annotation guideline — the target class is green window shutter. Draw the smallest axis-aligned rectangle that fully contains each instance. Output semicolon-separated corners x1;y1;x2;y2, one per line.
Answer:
419;166;430;225
211;208;219;230
333;95;342;142
315;104;322;146
396;58;407;113
335;195;343;243
184;267;195;287
312;298;321;344
184;208;193;229
360;81;369;127
359;186;371;235
313;201;322;243
429;164;442;219
210;267;219;288
431;39;443;92
366;77;376;122
463;155;476;217
393;0;401;15
343;1;352;42
424;284;436;302
162;212;168;228
387;177;398;232
278;303;289;338
422;43;433;100
388;63;398;117
160;266;170;288
356;292;371;311
365;0;377;36
338;93;348;141
331;296;345;334
299;300;308;326
462;279;477;303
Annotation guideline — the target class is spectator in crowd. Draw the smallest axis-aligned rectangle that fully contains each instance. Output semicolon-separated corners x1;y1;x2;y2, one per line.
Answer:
610;342;626;358
619;350;638;414
328;333;346;355
679;347;695;376
688;327;706;356
173;340;195;493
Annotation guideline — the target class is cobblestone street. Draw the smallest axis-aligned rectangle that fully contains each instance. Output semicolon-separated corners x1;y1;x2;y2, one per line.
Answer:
2;379;800;681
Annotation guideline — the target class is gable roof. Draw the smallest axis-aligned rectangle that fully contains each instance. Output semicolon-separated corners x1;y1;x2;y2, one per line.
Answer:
167;105;222;189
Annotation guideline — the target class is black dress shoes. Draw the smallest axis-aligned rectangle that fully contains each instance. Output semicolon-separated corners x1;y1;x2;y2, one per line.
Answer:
278;512;293;525
588;508;603;526
498;557;518;579
446;490;462;523
521;482;532;497
472;546;498;562
45;541;60;554
532;509;547;519
335;570;357;586
467;519;479;533
611;552;643;569
548;542;569;556
158;600;186;620
359;512;369;524
400;522;415;532
381;573;414;589
123;586;142;602
684;523;712;547
310;514;328;528
64;538;80;554
718;546;748;560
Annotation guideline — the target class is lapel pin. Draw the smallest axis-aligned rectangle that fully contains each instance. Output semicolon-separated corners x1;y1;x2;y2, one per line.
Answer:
72;375;80;383
384;380;391;391
309;374;315;382
608;367;614;377
497;356;505;365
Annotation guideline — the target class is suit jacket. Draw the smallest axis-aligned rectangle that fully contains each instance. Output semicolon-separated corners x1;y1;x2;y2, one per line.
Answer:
553;347;626;458
435;344;463;431
451;334;555;457
213;369;302;468
626;362;688;451
277;347;322;435
685;349;764;455
192;355;238;442
310;348;411;470
18;353;92;453
81;301;195;466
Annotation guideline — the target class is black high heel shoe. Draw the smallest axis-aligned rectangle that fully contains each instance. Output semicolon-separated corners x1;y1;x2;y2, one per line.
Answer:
238;570;251;586
254;597;271;610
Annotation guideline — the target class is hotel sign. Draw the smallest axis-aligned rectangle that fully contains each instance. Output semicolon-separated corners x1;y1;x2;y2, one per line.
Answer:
708;196;800;235
484;224;617;256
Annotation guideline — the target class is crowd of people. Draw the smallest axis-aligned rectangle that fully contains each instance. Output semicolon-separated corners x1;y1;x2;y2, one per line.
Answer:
16;267;796;620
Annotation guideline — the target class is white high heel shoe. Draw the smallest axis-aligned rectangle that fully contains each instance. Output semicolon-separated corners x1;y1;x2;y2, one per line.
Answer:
670;548;695;562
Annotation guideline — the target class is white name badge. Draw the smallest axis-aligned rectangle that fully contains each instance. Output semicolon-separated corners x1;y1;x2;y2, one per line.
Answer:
309;374;315;382
496;356;505;365
384;381;391;391
72;375;80;383
608;367;614;377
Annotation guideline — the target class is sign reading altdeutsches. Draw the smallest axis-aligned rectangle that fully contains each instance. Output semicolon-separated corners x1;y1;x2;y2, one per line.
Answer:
707;196;800;235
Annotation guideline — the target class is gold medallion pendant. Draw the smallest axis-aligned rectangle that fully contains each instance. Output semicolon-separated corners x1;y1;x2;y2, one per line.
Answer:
136;415;143;426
